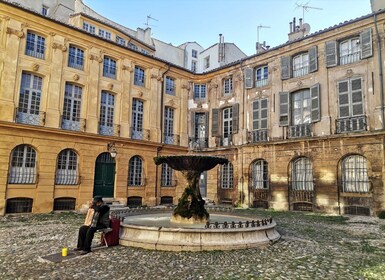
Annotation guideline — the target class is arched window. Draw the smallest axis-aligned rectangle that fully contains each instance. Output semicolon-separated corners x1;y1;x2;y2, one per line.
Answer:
221;162;233;189
161;163;174;187
291;157;313;191
9;145;37;184
342;155;370;193
251;160;268;189
128;156;143;186
56;149;79;185
6;198;33;213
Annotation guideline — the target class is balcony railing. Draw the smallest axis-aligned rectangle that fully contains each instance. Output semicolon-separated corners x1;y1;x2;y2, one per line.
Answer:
340;51;360;65
15;108;46;126
249;129;268;143
164;133;180;145
61;116;86;132
25;49;45;59
55;170;80;185
99;123;120;137
68;61;84;70
255;78;268;88
336;116;367;134
128;177;146;187
131;127;150;141
288;123;312;138
8;167;37;184
189;137;208;149
216;136;233;147
293;66;309;78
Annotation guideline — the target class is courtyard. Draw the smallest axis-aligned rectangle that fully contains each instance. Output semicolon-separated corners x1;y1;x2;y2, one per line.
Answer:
0;209;384;280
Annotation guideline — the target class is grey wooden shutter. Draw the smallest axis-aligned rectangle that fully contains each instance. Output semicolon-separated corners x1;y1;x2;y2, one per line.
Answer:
279;92;289;126
360;28;373;59
205;111;209;137
211;108;220;136
310;83;320;122
308;46;318;73
351;77;363;116
252;100;259;130
232;103;239;134
338;80;350;118
325;41;337;67
280;56;292;80
260;98;268;129
244;68;253;89
191;111;196;138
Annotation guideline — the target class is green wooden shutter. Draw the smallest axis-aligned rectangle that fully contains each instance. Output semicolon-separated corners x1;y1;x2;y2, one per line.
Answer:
244;68;253;89
232;103;239;134
279;92;289;126
311;83;320;122
325;41;337;67
280;56;292;80
360;28;373;59
308;46;318;73
338;80;350;118
211;108;220;136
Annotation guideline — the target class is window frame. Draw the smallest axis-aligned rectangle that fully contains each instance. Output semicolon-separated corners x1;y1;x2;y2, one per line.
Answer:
220;162;234;189
55;149;79;185
134;66;145;87
291;157;314;191
103;56;117;79
255;65;269;88
164;107;174;144
131;98;144;139
8;145;37;184
68;45;84;70
251;159;269;189
165;76;175;95
341;155;370;193
161;163;174;187
62;82;82;131
83;22;95;34
25;31;46;59
193;84;206;100
223;77;233;96
128;156;143;186
99;91;115;136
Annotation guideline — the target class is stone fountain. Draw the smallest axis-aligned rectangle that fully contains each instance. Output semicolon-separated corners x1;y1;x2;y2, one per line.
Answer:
118;155;280;251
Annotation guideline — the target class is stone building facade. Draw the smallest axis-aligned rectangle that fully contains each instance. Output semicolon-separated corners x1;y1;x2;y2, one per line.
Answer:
0;0;384;216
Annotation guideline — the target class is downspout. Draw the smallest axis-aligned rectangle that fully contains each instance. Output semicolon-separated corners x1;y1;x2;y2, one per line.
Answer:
154;64;170;205
239;59;245;207
374;14;385;130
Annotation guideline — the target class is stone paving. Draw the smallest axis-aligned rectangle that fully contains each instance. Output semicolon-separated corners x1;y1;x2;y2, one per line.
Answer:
0;209;385;280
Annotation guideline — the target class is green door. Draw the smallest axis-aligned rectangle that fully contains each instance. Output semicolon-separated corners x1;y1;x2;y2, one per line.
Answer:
93;153;115;197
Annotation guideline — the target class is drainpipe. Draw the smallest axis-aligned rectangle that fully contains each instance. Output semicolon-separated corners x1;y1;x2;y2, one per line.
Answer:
374;14;385;130
154;64;170;205
239;59;246;207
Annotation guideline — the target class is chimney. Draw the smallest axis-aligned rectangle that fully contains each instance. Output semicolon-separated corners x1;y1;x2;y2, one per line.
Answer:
293;17;296;32
299;18;303;29
218;34;225;64
289;22;293;33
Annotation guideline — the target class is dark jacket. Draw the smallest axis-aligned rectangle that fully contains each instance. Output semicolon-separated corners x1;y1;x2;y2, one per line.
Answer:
93;204;110;228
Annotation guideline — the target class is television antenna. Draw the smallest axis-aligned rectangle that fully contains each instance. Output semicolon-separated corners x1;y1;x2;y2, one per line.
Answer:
295;1;322;22
145;14;158;27
257;24;270;43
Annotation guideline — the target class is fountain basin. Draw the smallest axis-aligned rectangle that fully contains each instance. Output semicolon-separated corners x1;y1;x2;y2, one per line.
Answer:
119;213;280;251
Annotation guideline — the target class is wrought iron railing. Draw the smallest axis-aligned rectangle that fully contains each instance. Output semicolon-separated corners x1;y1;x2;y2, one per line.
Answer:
8;168;38;184
336;116;367;134
255;78;268;88
163;134;180;145
130;127;150;141
127;177;146;187
55;170;80;185
15;108;46;126
25;49;45;59
216;136;233;147
340;51;360;65
99;123;120;136
205;218;273;229
288;123;312;138
249;129;268;143
60;115;86;132
293;66;309;77
189;137;208;149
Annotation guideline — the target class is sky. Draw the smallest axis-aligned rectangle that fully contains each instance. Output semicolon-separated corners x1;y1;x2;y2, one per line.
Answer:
83;0;371;56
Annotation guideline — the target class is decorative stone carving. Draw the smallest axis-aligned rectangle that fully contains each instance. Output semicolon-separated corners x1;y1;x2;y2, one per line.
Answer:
32;63;39;71
139;91;144;97
168;99;175;107
108;83;114;90
235;73;243;81
89;54;103;63
346;69;354;78
49;32;56;36
296;80;303;88
21;22;29;28
52;43;67;52
2;16;10;21
151;74;161;80
73;74;79;81
181;84;190;90
6;27;24;38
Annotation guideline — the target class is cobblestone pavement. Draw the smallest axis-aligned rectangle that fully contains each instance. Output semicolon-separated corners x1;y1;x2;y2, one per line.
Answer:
1;209;385;280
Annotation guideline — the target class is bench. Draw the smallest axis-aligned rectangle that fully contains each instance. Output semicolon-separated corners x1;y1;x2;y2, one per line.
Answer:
96;228;113;247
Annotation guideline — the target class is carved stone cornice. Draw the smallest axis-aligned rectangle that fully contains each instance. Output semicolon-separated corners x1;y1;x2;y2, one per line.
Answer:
6;27;24;38
21;22;29;29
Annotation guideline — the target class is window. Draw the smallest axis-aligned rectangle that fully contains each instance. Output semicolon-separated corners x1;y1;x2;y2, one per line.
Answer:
161;163;174;187
6;198;33;213
194;84;206;100
165;77;175;95
204;56;210;69
68;45;84;70
54;198;76;211
223;77;233;96
336;77;366;133
326;28;372;67
255;66;268;87
116;35;126;46
99;29;111;40
164;107;174;144
25;31;45;59
62;83;82;131
131;99;144;140
192;49;198;58
56;149;79;185
341;155;370;193
222;107;233;145
291;157;314;191
8;145;37;184
211;104;239;146
191;112;208;148
128;156;143;186
191;60;197;72
128;42;138;51
99;91;115;136
220;162;233;189
293;53;309;77
251;160;268;189
16;72;43;125
83;22;95;34
251;99;268;142
103;56;116;79
134;66;145;87
41;5;48;16
279;84;320;138
281;46;318;80
141;49;150;55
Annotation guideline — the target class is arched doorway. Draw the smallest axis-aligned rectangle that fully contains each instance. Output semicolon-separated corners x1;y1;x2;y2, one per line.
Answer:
93;152;115;197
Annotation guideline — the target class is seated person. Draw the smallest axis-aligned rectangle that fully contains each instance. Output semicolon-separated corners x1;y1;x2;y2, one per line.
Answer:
75;196;110;255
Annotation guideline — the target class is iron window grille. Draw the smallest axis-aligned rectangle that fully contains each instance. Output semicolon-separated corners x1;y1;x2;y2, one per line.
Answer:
8;145;37;184
251;160;269;189
53;198;76;211
128;156;144;186
341;155;371;193
55;149;79;185
6;198;33;213
221;162;234;189
291;157;314;191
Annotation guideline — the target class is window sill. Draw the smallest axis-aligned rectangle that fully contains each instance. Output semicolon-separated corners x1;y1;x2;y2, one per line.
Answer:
340;192;372;197
55;185;79;189
7;184;37;189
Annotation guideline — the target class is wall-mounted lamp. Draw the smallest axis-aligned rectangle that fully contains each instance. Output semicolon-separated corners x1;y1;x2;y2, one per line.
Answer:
107;142;117;158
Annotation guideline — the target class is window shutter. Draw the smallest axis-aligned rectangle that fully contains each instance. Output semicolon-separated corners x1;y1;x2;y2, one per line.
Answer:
205;111;209;136
311;83;320;122
308;46;318;73
338;80;350;118
325;41;337;67
279;92;289;126
351;78;363;116
280;56;292;80
191;111;196;137
244;68;253;89
232;103;239;134
260;98;268;129
360;28;373;59
252;100;259;130
211;108;220;137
